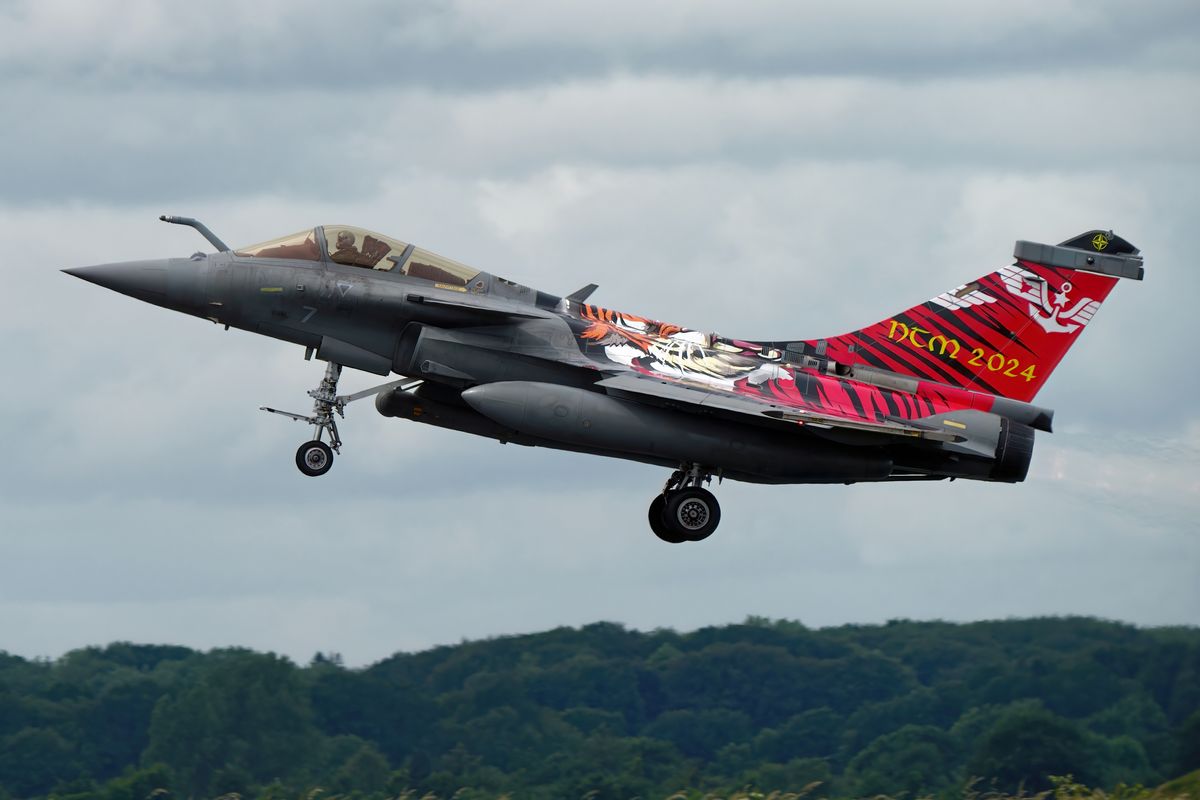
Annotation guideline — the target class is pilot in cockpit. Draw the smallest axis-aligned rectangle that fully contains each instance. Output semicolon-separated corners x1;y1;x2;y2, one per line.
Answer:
330;230;361;265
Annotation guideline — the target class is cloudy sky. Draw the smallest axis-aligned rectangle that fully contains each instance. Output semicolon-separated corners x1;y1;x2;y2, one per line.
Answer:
2;0;1197;666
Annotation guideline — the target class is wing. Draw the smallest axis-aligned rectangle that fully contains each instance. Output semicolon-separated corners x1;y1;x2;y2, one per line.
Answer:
596;372;961;443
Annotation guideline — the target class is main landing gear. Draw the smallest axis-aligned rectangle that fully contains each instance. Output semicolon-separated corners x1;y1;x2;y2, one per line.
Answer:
649;464;721;543
261;361;412;477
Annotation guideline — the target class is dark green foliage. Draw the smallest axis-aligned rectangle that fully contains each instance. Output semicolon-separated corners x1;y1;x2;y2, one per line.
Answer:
643;707;753;759
310;666;437;762
331;740;391;793
1088;692;1174;775
560;706;625;735
80;677;162;778
1178;709;1200;775
143;650;320;795
838;686;964;758
740;756;834;793
845;724;959;795
967;704;1103;790
95;763;173;800
0;727;80;795
656;642;815;724
1101;734;1157;787
526;654;646;727
753;707;843;762
0;617;1197;799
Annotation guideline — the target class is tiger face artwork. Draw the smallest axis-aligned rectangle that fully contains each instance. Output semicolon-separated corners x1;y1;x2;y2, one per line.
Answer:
569;302;790;389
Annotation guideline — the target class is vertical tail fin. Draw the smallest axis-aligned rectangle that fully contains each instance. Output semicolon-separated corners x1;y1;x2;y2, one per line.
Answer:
801;231;1143;403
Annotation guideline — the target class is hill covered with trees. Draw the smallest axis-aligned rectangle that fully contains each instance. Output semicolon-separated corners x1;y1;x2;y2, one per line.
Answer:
1;617;1198;799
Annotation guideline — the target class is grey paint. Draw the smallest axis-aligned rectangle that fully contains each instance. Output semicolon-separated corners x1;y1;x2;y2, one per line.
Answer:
1013;240;1145;281
460;381;895;483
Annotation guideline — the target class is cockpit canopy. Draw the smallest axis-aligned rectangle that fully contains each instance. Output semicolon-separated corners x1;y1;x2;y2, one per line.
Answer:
234;225;481;287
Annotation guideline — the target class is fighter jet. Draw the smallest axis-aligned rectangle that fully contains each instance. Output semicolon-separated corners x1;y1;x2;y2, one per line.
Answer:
64;218;1143;543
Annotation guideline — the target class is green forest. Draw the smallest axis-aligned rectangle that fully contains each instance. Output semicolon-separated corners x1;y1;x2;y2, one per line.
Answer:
1;617;1198;799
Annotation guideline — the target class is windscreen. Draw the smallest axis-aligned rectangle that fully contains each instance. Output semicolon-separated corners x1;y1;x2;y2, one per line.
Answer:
234;229;321;261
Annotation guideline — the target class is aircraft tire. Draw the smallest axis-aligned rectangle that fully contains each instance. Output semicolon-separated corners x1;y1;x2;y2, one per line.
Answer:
649;494;687;543
296;440;334;477
664;487;720;541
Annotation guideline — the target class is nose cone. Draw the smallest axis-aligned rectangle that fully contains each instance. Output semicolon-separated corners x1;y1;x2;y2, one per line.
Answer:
63;260;168;303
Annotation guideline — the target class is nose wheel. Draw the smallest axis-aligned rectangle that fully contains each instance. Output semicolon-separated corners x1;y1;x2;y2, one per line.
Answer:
296;440;334;476
649;465;721;542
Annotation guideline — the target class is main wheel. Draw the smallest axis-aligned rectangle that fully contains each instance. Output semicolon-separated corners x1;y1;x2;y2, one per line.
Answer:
649;494;687;543
296;440;334;477
663;487;721;541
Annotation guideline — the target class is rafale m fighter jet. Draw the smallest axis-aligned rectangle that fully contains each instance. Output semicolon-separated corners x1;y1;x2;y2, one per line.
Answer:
64;218;1143;543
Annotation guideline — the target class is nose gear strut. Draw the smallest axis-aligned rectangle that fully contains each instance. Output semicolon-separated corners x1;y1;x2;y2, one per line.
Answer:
260;361;415;476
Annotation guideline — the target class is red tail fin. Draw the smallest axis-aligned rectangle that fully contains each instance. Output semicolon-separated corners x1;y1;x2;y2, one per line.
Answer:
803;231;1143;403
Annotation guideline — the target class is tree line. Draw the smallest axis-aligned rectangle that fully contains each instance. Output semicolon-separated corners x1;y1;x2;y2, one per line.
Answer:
1;616;1198;799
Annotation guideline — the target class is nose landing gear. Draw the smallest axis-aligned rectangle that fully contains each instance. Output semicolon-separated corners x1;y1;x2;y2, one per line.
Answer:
261;361;412;477
262;361;346;477
649;464;721;543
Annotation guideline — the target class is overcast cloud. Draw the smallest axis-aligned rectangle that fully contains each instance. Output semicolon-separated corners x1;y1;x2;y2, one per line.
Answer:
1;0;1197;666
